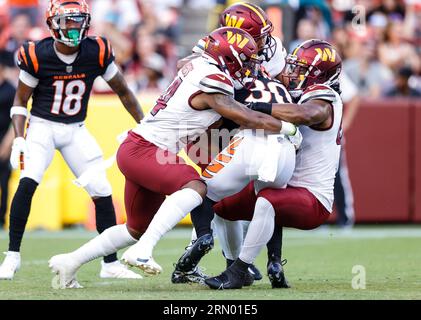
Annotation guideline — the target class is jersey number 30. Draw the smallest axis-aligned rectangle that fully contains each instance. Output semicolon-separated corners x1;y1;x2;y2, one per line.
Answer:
51;80;86;116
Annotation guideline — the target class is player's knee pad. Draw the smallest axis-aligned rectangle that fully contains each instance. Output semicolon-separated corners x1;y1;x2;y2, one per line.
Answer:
85;174;112;197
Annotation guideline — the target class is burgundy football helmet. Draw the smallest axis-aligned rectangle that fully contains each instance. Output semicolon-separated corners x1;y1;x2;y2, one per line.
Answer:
281;39;342;95
203;26;260;87
219;2;276;61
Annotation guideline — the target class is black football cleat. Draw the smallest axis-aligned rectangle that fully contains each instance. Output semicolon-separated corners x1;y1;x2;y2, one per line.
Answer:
205;267;249;290
227;258;261;282
171;265;208;285
267;258;290;288
174;233;214;273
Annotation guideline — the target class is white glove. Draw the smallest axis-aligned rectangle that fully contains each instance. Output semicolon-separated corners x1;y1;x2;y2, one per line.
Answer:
287;127;303;151
10;137;27;170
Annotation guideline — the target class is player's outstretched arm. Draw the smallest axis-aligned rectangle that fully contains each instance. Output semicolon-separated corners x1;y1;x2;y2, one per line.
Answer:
191;92;285;133
250;99;332;127
11;80;34;138
107;70;144;123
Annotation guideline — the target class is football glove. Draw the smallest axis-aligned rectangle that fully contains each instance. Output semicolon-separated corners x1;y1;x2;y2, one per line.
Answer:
287;127;303;151
10;137;27;170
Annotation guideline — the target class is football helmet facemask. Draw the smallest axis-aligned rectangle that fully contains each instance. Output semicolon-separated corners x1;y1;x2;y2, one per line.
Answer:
281;39;342;97
46;0;91;47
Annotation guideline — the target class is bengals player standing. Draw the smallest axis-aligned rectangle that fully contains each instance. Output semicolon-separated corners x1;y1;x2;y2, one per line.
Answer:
0;0;143;283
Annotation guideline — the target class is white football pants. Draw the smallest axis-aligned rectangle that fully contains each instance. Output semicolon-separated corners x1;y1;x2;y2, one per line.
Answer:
21;115;112;197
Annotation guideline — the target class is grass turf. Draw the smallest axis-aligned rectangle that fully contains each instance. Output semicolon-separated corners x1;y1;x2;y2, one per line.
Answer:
0;226;420;300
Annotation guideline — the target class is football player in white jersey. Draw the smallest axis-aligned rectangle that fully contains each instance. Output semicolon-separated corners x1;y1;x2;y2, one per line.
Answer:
175;2;288;282
48;27;298;288
203;39;343;289
180;2;287;81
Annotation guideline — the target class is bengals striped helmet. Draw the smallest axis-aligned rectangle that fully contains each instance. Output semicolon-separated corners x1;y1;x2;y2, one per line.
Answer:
46;0;90;47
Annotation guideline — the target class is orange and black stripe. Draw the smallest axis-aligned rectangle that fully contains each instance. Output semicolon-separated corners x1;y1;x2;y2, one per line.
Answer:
202;137;244;179
106;39;112;60
28;42;39;73
96;37;106;68
19;46;28;67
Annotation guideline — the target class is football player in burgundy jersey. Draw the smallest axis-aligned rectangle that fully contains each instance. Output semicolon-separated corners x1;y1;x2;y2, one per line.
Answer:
205;39;344;289
47;27;300;288
0;0;143;283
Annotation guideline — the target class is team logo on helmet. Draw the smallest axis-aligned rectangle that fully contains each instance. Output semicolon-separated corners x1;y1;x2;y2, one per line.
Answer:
203;27;261;88
281;39;342;95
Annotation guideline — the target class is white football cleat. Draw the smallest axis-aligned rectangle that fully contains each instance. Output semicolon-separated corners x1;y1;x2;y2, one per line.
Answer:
121;247;162;276
100;260;143;279
49;254;83;289
0;251;21;280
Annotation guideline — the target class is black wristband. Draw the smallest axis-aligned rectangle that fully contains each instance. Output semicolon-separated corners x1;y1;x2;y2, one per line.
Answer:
248;102;273;115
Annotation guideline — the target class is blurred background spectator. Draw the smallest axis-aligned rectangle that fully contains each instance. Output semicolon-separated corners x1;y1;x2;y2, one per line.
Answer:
0;50;15;229
0;0;419;98
7;0;39;27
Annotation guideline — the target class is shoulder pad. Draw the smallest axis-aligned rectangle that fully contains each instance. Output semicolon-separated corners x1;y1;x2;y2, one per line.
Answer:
92;36;115;68
198;73;234;96
299;84;337;104
17;41;39;75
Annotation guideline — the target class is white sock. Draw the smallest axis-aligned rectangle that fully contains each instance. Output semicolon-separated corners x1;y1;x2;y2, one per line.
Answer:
135;188;203;257
239;197;275;264
70;224;136;265
213;214;243;260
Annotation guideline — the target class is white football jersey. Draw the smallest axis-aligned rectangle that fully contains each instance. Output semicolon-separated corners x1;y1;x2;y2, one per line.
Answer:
192;36;286;79
134;56;234;154
287;84;343;213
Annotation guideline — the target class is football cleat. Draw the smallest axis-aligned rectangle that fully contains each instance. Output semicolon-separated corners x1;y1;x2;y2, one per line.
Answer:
100;260;143;279
174;233;214;273
227;258;261;282
267;257;290;288
171;265;208;285
49;254;83;289
205;266;249;290
121;247;162;276
0;251;21;280
248;264;263;281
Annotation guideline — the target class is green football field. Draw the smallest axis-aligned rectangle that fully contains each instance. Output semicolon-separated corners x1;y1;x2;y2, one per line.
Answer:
0;226;420;300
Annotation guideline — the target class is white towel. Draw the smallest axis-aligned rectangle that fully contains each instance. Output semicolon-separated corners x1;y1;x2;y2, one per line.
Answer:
257;135;283;183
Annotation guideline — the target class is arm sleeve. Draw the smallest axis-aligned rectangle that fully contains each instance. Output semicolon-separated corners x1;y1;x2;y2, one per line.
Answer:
101;61;119;82
19;70;39;88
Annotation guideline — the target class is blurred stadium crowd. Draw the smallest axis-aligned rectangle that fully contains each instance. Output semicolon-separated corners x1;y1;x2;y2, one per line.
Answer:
1;0;420;97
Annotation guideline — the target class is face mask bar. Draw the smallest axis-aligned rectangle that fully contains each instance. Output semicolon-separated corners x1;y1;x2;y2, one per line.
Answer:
50;13;90;47
257;24;277;62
